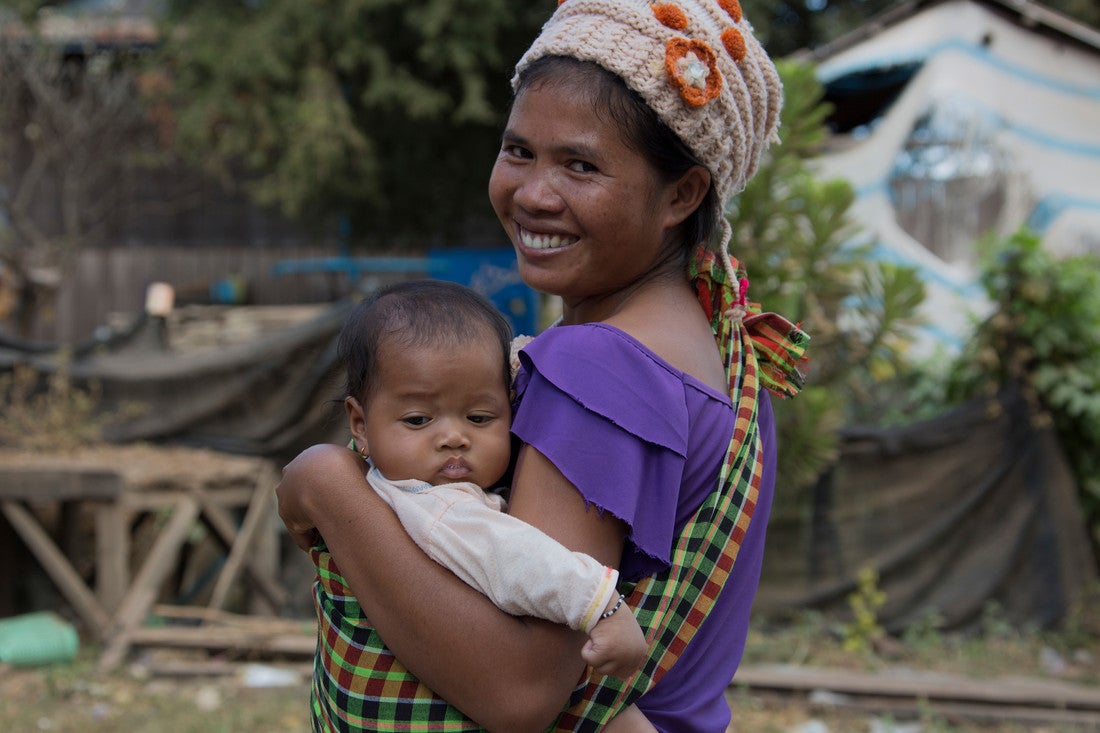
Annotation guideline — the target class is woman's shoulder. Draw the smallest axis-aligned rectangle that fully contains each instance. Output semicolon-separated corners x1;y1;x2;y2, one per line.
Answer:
524;322;685;387
516;324;689;451
525;322;728;402
516;323;730;456
605;291;729;395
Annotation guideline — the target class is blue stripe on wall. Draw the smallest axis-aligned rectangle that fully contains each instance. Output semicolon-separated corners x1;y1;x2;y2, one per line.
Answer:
819;38;1100;101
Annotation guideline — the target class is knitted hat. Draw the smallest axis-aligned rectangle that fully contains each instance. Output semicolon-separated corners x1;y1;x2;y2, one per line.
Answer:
513;0;782;251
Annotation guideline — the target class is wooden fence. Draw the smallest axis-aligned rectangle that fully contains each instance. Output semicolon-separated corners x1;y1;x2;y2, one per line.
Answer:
40;244;433;344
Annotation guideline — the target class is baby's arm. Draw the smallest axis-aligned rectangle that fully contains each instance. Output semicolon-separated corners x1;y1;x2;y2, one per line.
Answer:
581;594;647;679
370;473;647;678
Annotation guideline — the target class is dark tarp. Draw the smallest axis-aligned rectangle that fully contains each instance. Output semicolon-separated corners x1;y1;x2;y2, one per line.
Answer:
757;388;1097;631
0;301;355;463
2;309;1096;629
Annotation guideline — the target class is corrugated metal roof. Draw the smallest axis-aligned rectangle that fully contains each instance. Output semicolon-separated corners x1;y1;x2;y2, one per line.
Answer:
796;0;1100;63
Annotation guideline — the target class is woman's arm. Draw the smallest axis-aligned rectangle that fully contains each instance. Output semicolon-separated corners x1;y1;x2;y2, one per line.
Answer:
276;442;626;732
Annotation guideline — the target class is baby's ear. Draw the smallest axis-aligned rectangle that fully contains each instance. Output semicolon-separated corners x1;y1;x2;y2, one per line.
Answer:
344;397;369;456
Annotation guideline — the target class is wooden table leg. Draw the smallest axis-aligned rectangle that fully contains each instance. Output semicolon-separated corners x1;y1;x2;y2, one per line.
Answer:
97;495;200;673
94;502;129;614
1;500;112;639
196;484;289;612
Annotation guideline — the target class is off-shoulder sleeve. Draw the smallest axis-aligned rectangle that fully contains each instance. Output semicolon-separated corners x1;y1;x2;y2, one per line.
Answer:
510;324;691;581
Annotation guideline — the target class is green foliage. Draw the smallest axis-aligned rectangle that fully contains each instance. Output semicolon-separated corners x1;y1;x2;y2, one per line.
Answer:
902;608;948;650
740;0;899;57
978;600;1020;641
948;228;1100;556
159;0;554;244
0;359;105;452
0;0;50;23
729;60;926;493
841;566;886;653
0;355;147;453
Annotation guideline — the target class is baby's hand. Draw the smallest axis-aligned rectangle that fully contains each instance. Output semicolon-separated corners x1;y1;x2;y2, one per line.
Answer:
580;595;647;679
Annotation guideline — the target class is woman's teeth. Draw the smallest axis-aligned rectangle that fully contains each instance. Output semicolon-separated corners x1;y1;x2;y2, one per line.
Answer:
520;229;575;250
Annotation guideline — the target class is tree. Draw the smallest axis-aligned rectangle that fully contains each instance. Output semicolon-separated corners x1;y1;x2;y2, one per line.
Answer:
947;230;1100;560
728;60;927;493
742;0;899;57
159;0;554;248
0;30;168;338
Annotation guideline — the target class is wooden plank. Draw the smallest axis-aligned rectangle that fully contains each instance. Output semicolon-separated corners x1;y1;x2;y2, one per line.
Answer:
734;664;1100;711
1;500;112;637
97;496;201;673
744;686;1100;728
94;502;130;613
150;604;312;635
126;625;316;656
205;474;280;611
193;482;289;611
245;463;283;616
0;469;123;502
120;487;253;511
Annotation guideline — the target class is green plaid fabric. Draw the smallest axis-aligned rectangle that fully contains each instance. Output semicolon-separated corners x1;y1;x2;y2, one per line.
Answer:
548;246;807;729
308;245;807;731
310;545;484;731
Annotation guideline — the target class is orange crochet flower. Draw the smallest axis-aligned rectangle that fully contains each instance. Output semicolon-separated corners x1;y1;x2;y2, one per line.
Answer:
652;3;688;30
721;27;747;62
718;0;743;23
665;38;722;107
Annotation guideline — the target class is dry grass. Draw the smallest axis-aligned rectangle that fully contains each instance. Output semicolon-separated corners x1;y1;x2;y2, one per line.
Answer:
0;653;311;733
2;599;1098;733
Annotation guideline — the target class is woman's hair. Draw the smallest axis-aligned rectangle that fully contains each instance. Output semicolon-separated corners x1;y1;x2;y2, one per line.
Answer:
338;280;513;403
515;55;719;250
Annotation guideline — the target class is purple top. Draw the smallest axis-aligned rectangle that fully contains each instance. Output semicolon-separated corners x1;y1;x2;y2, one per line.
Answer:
511;323;776;733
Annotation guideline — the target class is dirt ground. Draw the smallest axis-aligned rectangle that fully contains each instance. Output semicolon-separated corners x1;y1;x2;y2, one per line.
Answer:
1;614;1098;733
2;445;1098;732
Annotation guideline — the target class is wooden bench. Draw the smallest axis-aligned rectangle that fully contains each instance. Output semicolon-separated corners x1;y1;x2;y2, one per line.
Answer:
0;446;288;671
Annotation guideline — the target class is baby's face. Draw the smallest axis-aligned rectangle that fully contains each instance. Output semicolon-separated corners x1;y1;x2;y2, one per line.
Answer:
352;333;512;489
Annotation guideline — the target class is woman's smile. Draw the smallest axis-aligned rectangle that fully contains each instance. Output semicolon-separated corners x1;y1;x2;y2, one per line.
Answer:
517;223;578;251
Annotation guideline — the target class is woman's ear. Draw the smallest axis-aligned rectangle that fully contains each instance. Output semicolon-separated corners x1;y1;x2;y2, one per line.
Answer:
663;165;711;229
345;396;369;456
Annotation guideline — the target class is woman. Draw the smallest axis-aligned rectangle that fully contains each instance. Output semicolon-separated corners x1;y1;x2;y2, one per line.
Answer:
277;1;807;730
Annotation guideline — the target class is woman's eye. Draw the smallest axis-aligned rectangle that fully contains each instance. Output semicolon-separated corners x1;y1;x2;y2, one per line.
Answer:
402;416;430;427
502;144;532;160
567;159;597;174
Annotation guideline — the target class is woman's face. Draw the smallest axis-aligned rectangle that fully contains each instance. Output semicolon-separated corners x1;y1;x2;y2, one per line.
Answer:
488;79;692;317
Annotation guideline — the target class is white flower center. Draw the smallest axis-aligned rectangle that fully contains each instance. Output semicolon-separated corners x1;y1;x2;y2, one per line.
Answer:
678;51;709;90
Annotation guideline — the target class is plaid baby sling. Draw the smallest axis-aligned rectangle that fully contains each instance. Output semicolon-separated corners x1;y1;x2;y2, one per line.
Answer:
308;245;808;732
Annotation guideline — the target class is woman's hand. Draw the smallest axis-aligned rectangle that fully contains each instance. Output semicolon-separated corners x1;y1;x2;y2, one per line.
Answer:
275;443;363;551
274;440;629;730
273;440;591;731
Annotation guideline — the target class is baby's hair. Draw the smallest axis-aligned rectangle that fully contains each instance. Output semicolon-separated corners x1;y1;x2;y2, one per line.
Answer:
515;55;719;251
338;279;513;403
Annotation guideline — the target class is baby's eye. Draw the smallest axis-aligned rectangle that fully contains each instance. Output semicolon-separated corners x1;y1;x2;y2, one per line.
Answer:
467;414;495;425
402;415;430;427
